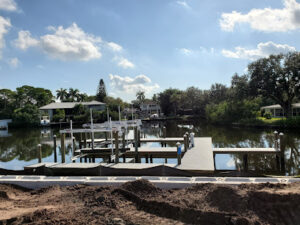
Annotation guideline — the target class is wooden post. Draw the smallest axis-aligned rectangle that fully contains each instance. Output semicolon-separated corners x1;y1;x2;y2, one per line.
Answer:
184;135;187;152
185;132;189;149
105;132;108;141
115;131;119;163
176;142;181;165
123;154;126;163
61;133;65;163
150;154;153;163
146;154;149;163
122;131;126;151
53;135;57;163
137;130;141;147
84;132;87;148
37;144;42;163
243;154;248;172
163;126;166;138
165;158;168;163
213;153;216;170
274;131;279;150
134;127;139;162
279;133;285;173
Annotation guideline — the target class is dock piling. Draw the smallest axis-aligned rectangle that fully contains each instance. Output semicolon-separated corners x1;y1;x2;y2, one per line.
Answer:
243;154;248;171
53;135;57;163
114;131;119;163
61;133;66;163
279;133;285;173
37;144;42;163
176;142;181;165
184;135;188;152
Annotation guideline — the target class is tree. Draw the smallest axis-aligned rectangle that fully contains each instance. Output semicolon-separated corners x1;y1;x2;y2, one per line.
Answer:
12;104;40;127
56;88;68;102
96;79;107;102
136;91;145;105
248;52;300;118
68;88;80;102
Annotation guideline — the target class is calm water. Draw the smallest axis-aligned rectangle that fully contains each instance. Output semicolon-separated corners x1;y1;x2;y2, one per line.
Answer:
0;121;299;176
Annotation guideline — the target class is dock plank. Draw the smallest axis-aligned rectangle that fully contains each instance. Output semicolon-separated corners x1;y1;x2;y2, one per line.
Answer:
213;148;277;154
178;138;214;172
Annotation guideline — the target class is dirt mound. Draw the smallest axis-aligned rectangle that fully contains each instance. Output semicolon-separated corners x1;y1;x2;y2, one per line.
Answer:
0;190;10;200
1;181;300;224
121;179;161;196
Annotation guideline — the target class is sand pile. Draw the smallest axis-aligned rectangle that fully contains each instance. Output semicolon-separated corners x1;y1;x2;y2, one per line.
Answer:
0;180;300;224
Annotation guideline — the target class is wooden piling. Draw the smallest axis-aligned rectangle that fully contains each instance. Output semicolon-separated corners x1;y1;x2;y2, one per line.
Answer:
84;132;87;148
61;133;65;163
37;144;42;163
137;130;141;147
115;131;119;163
134;127;139;162
279;133;285;173
274;131;279;150
53;135;57;163
184;135;187;152
150;154;153;163
176;142;181;165
163;126;166;138
122;131;126;151
243;154;248;172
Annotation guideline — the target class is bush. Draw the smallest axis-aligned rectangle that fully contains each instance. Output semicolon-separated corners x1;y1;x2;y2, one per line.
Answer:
263;111;272;119
52;109;65;122
12;104;40;127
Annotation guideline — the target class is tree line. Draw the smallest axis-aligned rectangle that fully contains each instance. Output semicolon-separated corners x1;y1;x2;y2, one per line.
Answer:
1;52;299;127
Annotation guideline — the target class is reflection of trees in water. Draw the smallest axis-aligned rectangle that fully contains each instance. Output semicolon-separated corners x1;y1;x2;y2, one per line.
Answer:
0;122;299;175
0;128;54;162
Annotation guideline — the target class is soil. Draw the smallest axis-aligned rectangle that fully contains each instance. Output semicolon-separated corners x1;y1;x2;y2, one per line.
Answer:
0;180;300;225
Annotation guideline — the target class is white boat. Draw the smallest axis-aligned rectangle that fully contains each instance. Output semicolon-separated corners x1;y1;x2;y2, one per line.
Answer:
40;116;50;126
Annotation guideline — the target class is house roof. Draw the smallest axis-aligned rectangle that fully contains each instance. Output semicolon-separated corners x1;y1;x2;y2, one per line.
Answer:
261;103;300;110
40;101;105;110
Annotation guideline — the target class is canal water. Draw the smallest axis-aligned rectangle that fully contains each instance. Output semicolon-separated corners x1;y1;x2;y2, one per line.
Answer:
0;121;299;176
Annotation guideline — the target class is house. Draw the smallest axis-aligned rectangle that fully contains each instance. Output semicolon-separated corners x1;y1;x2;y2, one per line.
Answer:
260;103;300;118
39;100;106;122
140;101;161;117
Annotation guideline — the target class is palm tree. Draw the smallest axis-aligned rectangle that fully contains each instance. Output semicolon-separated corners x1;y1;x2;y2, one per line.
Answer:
56;88;68;102
68;88;80;102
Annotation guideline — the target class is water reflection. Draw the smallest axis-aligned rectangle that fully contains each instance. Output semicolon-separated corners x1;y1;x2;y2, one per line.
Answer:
0;121;299;175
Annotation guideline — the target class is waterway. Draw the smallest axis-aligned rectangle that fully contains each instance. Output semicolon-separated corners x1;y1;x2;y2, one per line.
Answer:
0;121;299;176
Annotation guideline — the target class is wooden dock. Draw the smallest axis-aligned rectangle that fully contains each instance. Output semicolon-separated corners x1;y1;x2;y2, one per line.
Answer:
178;138;214;173
26;135;284;176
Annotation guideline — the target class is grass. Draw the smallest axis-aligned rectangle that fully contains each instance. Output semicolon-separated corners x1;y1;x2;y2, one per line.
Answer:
257;117;284;124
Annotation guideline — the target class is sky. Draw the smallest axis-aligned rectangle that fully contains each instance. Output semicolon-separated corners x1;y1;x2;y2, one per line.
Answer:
0;0;300;101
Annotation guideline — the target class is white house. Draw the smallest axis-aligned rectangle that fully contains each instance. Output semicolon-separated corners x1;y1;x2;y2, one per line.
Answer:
39;100;106;122
140;101;161;117
261;103;300;118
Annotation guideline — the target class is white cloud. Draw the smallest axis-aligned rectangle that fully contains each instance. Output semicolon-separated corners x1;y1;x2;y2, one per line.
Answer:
179;48;193;55
176;1;191;10
107;42;122;52
109;74;159;94
220;0;300;32
222;41;296;60
14;23;102;61
13;30;39;50
0;0;17;11
0;16;11;58
8;57;19;68
178;47;215;56
114;56;135;69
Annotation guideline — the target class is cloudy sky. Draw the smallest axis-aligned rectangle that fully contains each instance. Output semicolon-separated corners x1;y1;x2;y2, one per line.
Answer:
0;0;300;101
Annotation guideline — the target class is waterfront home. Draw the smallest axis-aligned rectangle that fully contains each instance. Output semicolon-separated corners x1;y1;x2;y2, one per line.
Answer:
140;101;161;117
261;103;300;118
39;101;106;122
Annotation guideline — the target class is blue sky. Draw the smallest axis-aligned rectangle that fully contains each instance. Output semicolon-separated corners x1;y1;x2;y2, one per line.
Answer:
0;0;300;101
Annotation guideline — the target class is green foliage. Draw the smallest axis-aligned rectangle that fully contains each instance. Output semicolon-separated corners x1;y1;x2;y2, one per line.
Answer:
205;98;262;124
12;104;40;127
248;52;300;118
52;109;65;122
96;79;107;102
264;112;272;119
